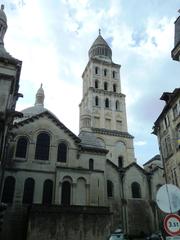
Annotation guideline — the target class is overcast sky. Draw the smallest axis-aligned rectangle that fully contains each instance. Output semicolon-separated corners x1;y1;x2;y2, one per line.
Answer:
3;0;180;165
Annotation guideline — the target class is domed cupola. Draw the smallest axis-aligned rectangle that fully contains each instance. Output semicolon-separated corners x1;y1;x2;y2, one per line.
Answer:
88;30;112;61
14;84;47;122
35;83;45;106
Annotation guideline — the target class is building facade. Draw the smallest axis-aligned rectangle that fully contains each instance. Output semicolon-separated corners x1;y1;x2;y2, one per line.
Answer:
0;5;22;197
0;10;165;240
172;11;180;61
153;89;180;187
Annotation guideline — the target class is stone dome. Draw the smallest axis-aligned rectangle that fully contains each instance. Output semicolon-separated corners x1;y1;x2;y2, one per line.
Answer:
14;84;47;122
88;31;112;61
21;105;47;118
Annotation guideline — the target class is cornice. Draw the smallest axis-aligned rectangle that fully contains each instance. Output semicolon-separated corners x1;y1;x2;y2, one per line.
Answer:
92;87;125;97
79;145;108;154
92;127;134;139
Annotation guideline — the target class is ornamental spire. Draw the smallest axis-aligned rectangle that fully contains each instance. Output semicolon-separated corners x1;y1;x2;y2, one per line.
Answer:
35;84;45;106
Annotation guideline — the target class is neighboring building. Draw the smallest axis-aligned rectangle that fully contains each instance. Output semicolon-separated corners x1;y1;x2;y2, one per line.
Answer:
171;11;180;61
0;11;164;240
143;155;163;172
153;89;180;187
143;155;164;200
0;5;22;196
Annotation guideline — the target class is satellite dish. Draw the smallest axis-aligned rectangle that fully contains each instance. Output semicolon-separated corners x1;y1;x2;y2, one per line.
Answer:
156;184;180;213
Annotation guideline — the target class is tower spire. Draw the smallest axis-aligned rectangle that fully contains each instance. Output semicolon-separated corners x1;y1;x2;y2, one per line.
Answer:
88;31;112;61
35;84;45;106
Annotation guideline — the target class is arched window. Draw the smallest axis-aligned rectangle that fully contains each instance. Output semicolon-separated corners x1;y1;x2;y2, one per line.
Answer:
57;143;67;162
76;178;86;205
116;100;120;111
104;82;108;90
112;71;116;78
42;179;53;205
89;159;94;170
15;137;28;158
2;176;15;203
113;84;117;92
61;181;71;206
95;96;99;106
118;156;123;168
104;69;107;76
95;67;99;74
107;180;113;197
131;182;141;198
95;80;99;89
105;98;109;108
35;132;50;160
22;178;35;204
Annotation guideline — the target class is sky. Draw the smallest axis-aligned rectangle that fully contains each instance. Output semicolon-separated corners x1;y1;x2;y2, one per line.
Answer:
3;0;180;165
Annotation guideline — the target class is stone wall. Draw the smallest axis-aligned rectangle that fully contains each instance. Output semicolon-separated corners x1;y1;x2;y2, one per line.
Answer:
27;205;112;240
126;199;154;237
0;204;29;240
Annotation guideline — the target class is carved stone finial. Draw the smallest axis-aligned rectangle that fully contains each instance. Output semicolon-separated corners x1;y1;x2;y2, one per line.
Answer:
99;29;101;35
1;4;4;10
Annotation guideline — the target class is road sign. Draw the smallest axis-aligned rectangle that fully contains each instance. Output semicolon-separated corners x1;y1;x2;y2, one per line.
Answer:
156;184;180;213
164;214;180;236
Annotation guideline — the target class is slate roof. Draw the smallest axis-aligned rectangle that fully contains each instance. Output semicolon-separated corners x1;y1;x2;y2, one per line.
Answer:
79;131;108;153
143;154;161;166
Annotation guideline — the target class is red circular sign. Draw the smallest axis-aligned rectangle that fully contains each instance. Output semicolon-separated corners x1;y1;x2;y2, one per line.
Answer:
164;214;180;236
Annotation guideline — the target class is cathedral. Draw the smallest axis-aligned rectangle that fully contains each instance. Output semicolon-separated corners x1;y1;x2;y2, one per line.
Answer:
0;6;164;240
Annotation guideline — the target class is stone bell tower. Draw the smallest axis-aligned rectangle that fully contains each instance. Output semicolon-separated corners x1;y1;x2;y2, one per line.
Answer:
79;31;135;167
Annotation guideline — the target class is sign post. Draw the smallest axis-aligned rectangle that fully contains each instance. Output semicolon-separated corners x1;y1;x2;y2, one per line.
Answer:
163;214;180;236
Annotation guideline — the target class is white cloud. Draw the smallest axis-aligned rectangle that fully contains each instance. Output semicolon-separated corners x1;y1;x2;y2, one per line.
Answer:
132;17;175;59
4;0;180;165
134;141;147;146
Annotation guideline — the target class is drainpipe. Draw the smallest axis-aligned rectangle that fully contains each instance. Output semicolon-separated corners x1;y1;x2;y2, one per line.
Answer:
119;168;127;234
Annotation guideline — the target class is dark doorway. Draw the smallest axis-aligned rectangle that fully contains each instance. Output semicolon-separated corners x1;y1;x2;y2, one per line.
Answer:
42;179;53;204
2;176;15;203
61;181;71;206
22;178;35;204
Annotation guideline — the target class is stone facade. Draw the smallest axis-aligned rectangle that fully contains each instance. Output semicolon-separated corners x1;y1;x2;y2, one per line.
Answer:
79;33;135;167
153;89;180;187
172;12;180;61
0;5;22;199
0;12;165;240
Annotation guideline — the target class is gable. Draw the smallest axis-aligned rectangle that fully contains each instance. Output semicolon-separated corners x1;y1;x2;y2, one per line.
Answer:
124;162;147;176
12;111;80;147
